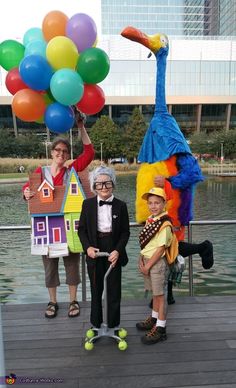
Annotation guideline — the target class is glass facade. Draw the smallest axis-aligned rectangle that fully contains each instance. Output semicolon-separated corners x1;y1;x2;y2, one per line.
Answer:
102;0;235;37
201;104;227;131
2;103;235;134
1;1;236;134
101;55;236;98
171;104;197;134
219;0;236;35
102;0;190;36
112;105;137;126
0;105;14;128
230;104;236;127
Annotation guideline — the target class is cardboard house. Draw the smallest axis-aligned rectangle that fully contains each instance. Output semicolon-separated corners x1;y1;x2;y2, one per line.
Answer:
28;167;92;258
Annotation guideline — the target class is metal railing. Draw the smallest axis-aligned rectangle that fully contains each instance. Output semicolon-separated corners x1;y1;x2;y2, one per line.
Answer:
207;164;236;175
1;219;236;299
0;306;6;388
187;219;236;296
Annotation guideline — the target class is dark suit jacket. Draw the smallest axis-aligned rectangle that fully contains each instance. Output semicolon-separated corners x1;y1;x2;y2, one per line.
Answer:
78;196;130;266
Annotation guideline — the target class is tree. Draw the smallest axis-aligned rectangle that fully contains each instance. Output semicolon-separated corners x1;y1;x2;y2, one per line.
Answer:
0;129;16;157
16;133;45;158
123;107;147;162
189;129;236;159
0;129;45;158
189;132;215;155
89;115;124;161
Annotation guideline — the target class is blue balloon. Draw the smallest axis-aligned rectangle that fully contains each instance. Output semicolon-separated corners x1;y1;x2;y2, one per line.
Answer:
45;102;75;133
24;40;47;58
19;54;53;91
23;28;44;46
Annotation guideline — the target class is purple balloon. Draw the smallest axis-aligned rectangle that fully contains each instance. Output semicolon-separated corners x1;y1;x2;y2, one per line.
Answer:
66;13;97;53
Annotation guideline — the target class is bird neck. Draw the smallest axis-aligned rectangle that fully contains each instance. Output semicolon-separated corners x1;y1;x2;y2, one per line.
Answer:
154;51;168;115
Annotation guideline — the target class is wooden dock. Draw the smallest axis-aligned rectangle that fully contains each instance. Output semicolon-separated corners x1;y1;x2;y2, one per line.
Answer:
2;296;236;388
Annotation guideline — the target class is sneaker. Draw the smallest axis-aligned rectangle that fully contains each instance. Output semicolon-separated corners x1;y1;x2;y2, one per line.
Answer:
136;316;157;331
141;326;167;345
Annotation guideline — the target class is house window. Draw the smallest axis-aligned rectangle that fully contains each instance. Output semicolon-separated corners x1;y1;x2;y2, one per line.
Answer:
70;183;78;195
66;220;70;231
37;222;45;232
74;220;79;231
43;188;50;197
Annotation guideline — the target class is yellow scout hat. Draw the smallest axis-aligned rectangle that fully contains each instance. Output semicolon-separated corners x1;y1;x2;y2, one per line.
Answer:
142;187;166;201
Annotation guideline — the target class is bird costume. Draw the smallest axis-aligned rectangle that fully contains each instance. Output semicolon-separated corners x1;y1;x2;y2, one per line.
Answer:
121;27;204;228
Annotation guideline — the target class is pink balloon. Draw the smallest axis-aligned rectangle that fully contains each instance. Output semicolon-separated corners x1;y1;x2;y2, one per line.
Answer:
66;13;97;52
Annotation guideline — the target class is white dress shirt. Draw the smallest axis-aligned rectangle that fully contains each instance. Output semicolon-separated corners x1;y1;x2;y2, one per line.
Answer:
97;195;114;232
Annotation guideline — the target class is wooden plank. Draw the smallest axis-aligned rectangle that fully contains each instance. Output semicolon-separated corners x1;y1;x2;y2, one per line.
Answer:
2;296;236;388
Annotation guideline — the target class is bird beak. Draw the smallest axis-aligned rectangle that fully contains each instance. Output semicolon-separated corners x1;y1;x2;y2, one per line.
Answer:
121;26;151;50
121;27;168;55
121;26;152;51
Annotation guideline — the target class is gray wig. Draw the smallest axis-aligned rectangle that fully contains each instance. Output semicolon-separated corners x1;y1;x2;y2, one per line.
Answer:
89;166;116;193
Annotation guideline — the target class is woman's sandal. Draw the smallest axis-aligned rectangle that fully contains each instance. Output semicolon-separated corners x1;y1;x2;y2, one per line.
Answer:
45;302;59;319
68;300;80;318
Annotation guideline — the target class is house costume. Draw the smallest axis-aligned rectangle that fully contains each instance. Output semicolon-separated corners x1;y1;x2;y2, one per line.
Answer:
23;143;94;289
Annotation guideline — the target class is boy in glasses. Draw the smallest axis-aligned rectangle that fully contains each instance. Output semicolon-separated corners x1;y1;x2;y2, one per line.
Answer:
78;166;130;329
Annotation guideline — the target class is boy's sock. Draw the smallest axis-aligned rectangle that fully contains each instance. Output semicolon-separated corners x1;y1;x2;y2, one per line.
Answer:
156;319;166;328
152;310;158;319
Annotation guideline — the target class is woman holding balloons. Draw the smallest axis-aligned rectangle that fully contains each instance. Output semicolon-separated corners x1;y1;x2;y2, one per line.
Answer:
23;111;95;319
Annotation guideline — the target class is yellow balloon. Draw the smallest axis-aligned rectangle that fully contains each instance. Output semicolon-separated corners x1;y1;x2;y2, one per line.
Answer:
46;36;79;70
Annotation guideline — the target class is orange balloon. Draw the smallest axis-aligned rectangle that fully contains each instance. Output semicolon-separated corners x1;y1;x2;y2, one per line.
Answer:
12;89;46;122
42;10;68;42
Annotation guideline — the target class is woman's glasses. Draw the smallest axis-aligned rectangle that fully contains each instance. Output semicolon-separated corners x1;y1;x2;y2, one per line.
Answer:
53;148;69;155
94;181;113;190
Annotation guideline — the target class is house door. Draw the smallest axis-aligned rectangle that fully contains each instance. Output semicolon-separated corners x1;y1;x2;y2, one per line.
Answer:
53;228;61;243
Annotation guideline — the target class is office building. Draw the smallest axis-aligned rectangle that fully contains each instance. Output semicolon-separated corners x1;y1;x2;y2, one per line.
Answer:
0;0;236;136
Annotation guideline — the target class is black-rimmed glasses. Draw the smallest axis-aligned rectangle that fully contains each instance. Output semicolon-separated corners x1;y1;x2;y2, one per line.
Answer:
94;181;113;190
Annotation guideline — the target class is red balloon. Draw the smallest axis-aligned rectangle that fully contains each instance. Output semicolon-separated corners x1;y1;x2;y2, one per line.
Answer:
76;84;105;115
5;67;28;95
12;89;46;122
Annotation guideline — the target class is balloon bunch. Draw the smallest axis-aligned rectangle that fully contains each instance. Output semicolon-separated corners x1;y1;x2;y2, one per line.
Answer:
0;11;110;133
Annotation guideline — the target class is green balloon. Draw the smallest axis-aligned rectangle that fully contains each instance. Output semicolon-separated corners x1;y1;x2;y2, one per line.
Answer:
0;40;25;71
76;47;110;84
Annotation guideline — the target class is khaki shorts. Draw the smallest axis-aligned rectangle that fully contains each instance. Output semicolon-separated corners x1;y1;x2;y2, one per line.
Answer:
42;252;81;288
142;256;169;296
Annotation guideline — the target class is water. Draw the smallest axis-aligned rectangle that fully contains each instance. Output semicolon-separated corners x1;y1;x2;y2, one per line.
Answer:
0;174;236;304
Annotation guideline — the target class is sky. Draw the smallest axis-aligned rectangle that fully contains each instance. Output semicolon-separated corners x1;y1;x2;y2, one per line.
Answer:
0;0;101;42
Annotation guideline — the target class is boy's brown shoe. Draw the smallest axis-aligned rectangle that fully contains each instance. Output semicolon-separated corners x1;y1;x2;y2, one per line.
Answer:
141;326;167;344
136;316;157;331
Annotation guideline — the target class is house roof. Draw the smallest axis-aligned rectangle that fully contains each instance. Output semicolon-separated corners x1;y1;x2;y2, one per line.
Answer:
28;167;94;216
37;178;55;192
28;173;65;215
77;168;93;198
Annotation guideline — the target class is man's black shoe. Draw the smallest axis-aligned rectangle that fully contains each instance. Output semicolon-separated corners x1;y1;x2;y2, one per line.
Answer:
200;240;214;269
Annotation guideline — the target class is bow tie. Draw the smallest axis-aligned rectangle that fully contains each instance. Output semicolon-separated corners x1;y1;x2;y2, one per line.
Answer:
99;200;113;207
